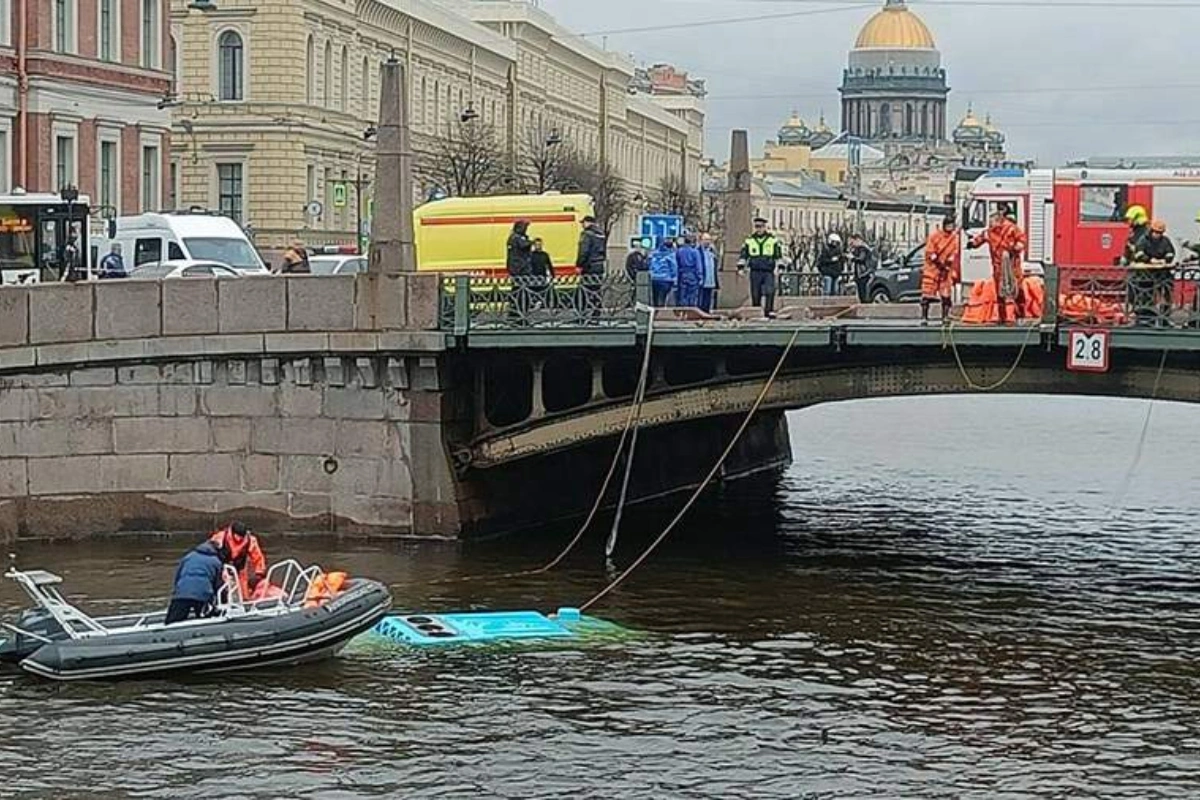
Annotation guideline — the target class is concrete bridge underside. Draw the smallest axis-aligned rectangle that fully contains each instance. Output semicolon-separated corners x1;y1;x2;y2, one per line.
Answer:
457;344;1200;534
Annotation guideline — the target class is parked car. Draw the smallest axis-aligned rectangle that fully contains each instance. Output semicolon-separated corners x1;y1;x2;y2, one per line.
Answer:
309;254;368;275
866;243;1045;303
866;244;924;303
130;260;244;280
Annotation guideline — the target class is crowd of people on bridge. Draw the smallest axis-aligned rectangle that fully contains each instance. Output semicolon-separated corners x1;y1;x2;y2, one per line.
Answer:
494;201;1200;326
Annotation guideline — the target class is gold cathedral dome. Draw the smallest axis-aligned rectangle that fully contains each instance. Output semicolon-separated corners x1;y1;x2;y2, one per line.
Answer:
854;0;936;50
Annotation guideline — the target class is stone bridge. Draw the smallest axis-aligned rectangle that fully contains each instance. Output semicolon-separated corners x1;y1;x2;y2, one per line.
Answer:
1;271;1197;541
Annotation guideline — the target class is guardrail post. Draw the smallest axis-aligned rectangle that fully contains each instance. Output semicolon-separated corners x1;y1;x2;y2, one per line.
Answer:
454;275;470;337
1042;263;1059;327
636;270;651;335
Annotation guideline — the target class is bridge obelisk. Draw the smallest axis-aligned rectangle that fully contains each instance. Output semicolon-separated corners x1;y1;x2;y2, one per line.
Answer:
720;130;752;308
368;55;415;276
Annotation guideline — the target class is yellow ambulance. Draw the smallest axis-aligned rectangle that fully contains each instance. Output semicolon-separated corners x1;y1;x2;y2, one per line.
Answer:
414;192;594;276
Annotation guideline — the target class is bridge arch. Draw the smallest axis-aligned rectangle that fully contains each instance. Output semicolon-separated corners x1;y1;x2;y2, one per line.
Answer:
468;347;1200;469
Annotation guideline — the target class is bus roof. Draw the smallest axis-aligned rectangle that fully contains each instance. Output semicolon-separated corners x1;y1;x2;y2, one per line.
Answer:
0;191;92;205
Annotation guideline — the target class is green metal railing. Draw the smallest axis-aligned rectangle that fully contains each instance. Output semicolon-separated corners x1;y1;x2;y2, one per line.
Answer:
440;272;643;333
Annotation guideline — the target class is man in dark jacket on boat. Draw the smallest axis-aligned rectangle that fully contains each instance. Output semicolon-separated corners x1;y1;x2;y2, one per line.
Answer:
166;540;230;624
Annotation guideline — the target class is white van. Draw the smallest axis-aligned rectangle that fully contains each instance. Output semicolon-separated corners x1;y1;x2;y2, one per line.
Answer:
104;211;268;274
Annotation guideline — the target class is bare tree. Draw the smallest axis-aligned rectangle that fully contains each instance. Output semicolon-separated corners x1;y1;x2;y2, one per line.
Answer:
556;149;629;238
699;190;725;241
653;174;703;231
418;122;509;198
521;123;571;194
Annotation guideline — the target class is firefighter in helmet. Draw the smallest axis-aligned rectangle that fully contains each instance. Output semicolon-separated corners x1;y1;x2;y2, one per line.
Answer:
1121;205;1150;266
1130;219;1176;327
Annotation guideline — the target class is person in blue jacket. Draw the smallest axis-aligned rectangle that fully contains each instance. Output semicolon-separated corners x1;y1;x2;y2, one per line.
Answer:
674;233;703;308
648;238;678;307
166;540;231;624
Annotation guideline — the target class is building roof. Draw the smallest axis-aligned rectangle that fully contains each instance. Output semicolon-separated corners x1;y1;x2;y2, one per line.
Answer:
854;0;936;50
811;140;886;164
757;176;845;202
437;0;635;76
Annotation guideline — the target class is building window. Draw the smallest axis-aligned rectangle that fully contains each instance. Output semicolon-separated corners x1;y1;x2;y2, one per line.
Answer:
169;34;179;93
0;128;8;192
306;164;316;206
54;135;76;190
217;163;243;223
323;167;332;229
323;40;332;107
168;161;178;210
142;144;160;212
339;46;348;112
53;0;75;53
99;0;117;61
218;31;244;101
361;56;370;118
305;36;315;104
99;139;119;211
141;0;158;69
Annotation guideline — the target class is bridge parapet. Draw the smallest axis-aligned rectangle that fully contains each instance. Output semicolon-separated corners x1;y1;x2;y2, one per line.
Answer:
0;273;445;371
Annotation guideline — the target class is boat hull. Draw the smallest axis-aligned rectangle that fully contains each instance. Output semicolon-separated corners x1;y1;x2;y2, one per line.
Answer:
17;580;391;682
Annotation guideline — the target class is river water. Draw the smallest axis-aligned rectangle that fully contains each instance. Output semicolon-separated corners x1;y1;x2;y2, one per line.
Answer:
3;396;1200;798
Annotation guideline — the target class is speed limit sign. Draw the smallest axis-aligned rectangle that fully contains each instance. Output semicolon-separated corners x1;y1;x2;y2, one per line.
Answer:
1067;329;1110;373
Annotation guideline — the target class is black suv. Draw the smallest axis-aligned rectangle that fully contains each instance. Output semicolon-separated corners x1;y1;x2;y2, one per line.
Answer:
866;244;925;303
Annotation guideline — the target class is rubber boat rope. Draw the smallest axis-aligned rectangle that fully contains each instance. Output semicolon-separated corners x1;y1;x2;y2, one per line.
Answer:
942;317;1040;392
421;307;658;587
1106;346;1170;518
576;320;807;613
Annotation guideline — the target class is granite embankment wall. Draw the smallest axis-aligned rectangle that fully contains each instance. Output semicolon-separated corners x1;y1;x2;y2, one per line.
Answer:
0;274;463;541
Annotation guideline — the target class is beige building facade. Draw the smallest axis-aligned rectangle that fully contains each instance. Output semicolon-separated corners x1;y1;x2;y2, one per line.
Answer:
169;0;704;260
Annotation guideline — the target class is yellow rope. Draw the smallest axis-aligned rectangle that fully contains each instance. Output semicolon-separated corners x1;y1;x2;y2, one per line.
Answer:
942;317;1041;392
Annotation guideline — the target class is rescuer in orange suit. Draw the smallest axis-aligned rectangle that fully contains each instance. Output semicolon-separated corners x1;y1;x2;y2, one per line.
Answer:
968;209;1027;323
920;214;960;325
209;521;267;599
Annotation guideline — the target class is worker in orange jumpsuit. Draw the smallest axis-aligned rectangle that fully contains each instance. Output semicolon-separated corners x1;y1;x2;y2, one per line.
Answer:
968;209;1027;323
921;214;960;325
209;521;267;599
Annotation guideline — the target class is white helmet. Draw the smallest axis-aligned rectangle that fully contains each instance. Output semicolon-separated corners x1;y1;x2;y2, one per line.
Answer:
828;233;842;244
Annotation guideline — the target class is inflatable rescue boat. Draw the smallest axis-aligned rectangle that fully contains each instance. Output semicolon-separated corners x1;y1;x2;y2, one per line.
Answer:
0;561;391;681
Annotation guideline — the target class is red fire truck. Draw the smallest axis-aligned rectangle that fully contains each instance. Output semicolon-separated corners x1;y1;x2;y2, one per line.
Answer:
960;167;1200;286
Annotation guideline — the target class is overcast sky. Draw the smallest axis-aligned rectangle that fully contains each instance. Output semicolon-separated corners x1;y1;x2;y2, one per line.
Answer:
536;0;1200;166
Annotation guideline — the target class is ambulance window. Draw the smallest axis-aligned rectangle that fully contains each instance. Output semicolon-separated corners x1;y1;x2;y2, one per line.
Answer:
1080;185;1128;223
168;241;185;260
134;237;163;266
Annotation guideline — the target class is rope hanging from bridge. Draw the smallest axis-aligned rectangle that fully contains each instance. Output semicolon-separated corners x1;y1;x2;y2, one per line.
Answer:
1106;347;1170;518
576;321;807;613
604;314;656;560
420;307;659;587
941;319;1041;392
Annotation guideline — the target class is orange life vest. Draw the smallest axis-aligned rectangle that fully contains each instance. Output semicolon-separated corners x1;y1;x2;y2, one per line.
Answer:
304;571;348;608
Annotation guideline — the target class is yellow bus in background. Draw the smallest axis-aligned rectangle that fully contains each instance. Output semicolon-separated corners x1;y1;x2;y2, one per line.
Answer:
413;193;594;276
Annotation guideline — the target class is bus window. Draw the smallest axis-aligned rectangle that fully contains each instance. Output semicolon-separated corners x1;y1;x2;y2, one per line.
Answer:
0;207;36;270
1080;185;1128;223
135;237;162;266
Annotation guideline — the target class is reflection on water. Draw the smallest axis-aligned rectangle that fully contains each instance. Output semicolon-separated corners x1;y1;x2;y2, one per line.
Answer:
2;396;1200;798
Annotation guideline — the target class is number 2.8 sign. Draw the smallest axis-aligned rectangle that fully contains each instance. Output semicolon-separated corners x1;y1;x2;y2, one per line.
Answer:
1067;328;1110;373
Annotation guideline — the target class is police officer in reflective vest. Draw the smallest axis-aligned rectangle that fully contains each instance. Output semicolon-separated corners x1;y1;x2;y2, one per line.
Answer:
738;217;783;318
